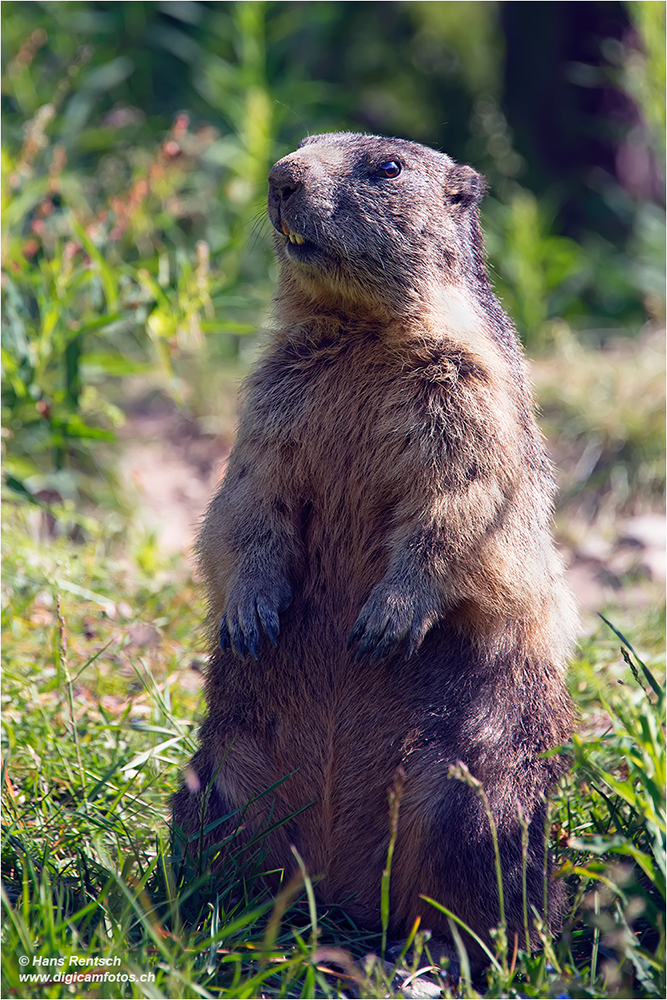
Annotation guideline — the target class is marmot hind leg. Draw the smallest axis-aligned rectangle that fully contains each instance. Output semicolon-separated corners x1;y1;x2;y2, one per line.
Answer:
388;771;566;968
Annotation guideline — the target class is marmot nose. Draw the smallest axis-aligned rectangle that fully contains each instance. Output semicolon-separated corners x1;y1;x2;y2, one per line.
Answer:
268;162;302;203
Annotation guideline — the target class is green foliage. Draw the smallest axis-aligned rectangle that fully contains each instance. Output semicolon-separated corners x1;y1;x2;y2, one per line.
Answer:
3;0;665;356
2;182;223;505
2;6;281;507
1;509;665;998
624;1;666;154
560;624;665;998
2;3;665;496
483;191;584;342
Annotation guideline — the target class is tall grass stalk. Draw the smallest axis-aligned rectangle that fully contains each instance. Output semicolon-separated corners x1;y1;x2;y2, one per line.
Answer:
381;766;405;960
448;761;508;971
57;598;89;819
518;802;531;955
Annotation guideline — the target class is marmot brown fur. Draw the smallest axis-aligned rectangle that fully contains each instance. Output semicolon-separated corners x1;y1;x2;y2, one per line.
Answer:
173;131;576;964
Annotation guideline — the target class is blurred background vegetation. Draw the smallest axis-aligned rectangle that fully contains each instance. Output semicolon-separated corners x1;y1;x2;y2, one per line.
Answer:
1;0;665;525
2;6;665;997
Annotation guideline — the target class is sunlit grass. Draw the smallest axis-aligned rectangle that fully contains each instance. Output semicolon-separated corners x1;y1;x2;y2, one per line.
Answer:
1;499;664;999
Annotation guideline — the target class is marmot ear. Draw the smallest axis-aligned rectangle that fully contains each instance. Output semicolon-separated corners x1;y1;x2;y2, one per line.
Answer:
446;164;486;208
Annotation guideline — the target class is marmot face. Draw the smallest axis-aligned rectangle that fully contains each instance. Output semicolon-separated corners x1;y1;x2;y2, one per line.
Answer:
268;132;485;311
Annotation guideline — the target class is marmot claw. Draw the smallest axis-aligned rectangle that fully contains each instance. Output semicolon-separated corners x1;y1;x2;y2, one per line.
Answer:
219;579;292;660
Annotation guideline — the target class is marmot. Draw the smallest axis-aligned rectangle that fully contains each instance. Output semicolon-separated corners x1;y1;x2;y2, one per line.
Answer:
173;132;576;964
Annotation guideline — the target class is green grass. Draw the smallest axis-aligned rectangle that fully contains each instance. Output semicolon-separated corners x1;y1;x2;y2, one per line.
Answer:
1;499;664;999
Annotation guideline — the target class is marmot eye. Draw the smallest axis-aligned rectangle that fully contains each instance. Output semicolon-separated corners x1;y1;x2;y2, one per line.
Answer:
376;161;401;179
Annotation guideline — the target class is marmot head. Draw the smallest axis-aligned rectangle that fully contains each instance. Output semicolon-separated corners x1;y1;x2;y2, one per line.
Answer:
268;132;486;316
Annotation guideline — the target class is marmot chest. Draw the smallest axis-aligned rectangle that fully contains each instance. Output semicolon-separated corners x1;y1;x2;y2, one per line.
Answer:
254;344;434;501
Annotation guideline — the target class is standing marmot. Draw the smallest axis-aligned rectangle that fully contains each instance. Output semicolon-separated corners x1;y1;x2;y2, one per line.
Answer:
173;132;576;964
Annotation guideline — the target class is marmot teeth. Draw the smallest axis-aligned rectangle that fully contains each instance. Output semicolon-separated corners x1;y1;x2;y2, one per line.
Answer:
281;220;305;244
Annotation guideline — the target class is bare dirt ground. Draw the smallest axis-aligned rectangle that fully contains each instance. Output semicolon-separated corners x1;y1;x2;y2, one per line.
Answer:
561;512;665;615
121;397;232;557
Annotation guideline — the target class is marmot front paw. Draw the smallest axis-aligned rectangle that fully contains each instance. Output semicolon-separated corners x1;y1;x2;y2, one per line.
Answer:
219;578;292;660
347;582;437;661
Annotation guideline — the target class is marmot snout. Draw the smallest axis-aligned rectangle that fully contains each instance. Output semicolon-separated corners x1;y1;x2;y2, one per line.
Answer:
173;131;576;966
